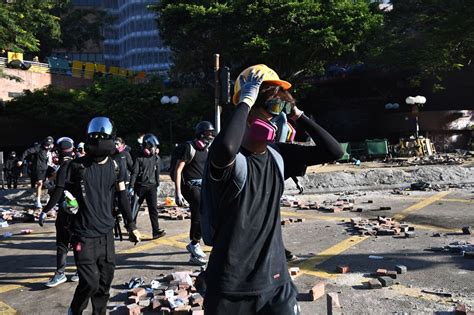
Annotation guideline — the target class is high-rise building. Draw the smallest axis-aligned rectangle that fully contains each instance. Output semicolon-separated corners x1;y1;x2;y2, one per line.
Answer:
51;0;171;74
103;0;171;74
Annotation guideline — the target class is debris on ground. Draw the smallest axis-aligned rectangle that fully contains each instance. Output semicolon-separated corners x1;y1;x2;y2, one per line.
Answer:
410;181;432;191
348;216;414;236
118;270;205;314
0;207;38;224
421;289;453;298
158;207;191;220
427;241;474;258
390;188;410;195
281;218;305;226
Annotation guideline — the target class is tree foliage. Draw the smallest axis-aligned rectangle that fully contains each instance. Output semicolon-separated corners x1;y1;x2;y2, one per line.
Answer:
5;78;212;153
367;0;474;89
155;0;383;85
0;1;62;53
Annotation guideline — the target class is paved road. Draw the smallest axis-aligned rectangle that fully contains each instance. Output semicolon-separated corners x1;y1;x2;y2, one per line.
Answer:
0;188;473;314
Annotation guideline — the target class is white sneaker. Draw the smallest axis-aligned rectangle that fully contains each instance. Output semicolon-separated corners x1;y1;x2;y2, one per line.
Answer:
189;254;207;266
186;242;206;258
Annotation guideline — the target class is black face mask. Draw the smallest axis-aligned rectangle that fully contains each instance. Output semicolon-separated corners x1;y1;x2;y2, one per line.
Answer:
85;139;115;162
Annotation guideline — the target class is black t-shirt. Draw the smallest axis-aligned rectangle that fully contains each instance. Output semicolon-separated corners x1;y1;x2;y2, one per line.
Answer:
182;142;208;182
205;148;289;295
129;154;161;188
65;156;125;237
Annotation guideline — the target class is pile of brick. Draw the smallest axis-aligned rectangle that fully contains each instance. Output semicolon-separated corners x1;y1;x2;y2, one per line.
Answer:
124;271;204;314
367;265;407;289
281;218;305;226
280;197;355;213
315;198;354;213
349;216;415;237
158;207;191;220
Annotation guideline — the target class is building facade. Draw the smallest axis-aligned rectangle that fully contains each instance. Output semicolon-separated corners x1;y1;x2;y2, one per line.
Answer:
102;0;171;74
51;0;171;74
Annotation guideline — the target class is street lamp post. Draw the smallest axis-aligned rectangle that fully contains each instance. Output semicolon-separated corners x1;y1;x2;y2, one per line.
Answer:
405;95;426;138
160;95;180;148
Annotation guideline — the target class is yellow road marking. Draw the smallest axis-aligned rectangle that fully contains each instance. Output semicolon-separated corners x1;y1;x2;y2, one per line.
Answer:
0;301;16;314
281;211;351;222
441;198;474;204
294;236;369;279
390;195;474;204
117;232;189;254
294;191;451;278
393;191;451;221
410;224;460;233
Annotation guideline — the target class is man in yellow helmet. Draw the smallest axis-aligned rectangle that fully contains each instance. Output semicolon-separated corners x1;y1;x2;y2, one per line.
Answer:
200;65;344;314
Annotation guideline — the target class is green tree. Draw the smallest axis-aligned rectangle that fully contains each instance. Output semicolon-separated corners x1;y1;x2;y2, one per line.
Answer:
5;77;212;154
366;0;474;90
154;0;383;86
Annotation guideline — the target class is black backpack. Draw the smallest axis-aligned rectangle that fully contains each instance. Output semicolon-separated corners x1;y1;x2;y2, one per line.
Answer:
169;141;196;182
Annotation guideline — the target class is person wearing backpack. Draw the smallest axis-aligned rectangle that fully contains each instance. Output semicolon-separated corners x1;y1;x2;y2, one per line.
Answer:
48;117;140;315
18;136;55;209
38;137;79;287
201;65;344;314
173;121;215;266
128;133;165;240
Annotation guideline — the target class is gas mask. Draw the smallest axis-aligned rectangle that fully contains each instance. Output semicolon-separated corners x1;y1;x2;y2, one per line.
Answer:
85;138;115;162
248;117;277;143
143;146;156;157
272;112;296;143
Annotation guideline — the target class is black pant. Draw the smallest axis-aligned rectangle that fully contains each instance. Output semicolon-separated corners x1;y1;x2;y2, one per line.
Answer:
182;183;201;242
71;231;115;315
204;281;300;315
135;185;160;236
55;210;73;274
6;175;18;189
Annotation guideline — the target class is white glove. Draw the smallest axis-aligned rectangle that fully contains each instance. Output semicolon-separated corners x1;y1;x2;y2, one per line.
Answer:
238;70;265;107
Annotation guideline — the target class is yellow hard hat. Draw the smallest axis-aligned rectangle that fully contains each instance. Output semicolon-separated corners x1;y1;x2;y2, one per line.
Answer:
232;64;292;105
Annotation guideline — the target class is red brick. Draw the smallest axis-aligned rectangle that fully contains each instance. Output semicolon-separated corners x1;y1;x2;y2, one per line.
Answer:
454;303;467;315
127;303;141;315
368;279;382;289
387;271;397;279
289;267;300;276
326;292;341;315
174;305;192;314
336;265;349;274
309;282;325;301
130;287;146;298
376;269;387;276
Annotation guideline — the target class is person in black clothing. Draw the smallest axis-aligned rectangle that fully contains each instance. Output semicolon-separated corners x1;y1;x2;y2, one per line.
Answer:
129;133;165;239
201;64;344;314
113;137;134;224
38;137;79;287
174;121;215;266
18;136;55;209
113;137;133;182
47;117;140;315
3;151;21;189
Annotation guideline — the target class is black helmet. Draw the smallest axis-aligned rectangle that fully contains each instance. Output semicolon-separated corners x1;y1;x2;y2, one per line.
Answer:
56;137;74;152
195;121;215;138
87;117;114;140
143;134;159;148
42;136;54;147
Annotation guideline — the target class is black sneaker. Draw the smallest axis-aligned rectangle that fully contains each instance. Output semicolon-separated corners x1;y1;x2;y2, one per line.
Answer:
152;229;166;239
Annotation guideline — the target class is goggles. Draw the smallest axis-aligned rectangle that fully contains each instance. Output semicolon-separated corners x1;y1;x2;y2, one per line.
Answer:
265;98;292;116
89;133;112;140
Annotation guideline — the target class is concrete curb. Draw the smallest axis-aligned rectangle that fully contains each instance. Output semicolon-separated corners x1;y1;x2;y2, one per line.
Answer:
157;164;474;196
